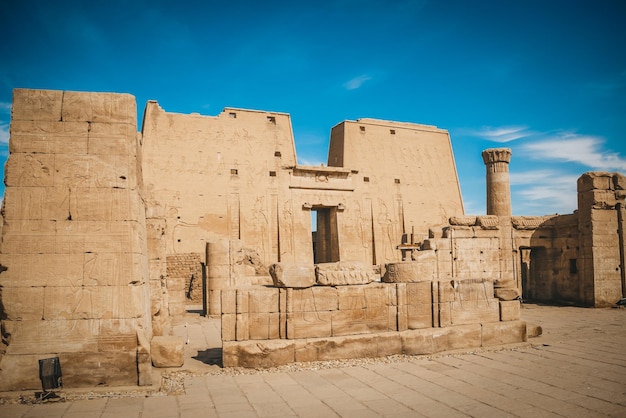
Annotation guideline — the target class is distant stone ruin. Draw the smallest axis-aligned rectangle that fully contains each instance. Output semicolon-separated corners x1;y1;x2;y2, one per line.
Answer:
0;89;623;390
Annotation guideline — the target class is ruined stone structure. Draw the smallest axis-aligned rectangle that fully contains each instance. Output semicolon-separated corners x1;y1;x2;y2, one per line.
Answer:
0;89;623;389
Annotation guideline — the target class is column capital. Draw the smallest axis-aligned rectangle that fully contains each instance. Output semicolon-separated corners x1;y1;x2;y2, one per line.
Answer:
482;148;512;165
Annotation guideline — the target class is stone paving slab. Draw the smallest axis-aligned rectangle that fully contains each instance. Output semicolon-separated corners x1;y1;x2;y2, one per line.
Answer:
1;304;625;417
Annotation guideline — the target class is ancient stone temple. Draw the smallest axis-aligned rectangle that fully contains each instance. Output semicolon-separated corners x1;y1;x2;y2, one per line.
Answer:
0;88;623;390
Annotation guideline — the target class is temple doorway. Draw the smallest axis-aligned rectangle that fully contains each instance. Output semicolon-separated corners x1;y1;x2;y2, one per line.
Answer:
311;206;340;264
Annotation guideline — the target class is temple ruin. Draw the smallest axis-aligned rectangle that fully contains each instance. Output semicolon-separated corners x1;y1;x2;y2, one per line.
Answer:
0;89;624;390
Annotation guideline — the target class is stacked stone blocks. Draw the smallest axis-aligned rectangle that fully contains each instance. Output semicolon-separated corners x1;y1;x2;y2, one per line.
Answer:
0;89;152;389
221;276;524;367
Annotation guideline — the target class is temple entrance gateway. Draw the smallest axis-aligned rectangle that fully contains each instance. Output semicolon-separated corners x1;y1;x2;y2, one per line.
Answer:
312;206;340;264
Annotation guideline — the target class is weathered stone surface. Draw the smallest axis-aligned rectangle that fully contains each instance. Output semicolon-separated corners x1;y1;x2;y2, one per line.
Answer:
495;287;522;301
11;89;63;122
223;340;295;368
294;334;378;362
150;336;185;367
482;321;527;346
433;324;482;352
526;323;543;338
499;300;521;321
383;257;436;283
449;216;477;226
269;263;316;288
315;261;377;286
401;328;436;355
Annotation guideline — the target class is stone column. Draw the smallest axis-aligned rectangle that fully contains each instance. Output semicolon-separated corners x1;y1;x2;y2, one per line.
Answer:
482;148;518;291
206;240;231;317
482;148;512;217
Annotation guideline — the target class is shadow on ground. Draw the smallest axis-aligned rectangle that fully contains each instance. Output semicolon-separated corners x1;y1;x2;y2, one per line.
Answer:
192;348;222;367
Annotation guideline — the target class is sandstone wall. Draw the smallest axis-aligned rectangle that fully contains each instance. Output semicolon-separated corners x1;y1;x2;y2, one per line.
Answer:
0;89;152;390
578;172;625;307
328;119;465;249
221;280;524;367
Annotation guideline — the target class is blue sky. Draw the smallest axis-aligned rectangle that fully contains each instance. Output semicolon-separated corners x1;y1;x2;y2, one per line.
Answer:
1;0;624;215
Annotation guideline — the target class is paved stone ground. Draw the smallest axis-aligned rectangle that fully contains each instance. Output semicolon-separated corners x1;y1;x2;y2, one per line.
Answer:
1;303;625;417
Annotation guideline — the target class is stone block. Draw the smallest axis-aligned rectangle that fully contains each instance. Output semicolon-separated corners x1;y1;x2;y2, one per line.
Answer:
236;289;249;314
407;282;432;305
388;305;398;331
526;323;543;338
11;89;63;122
61;351;138;387
151;336;184;367
482;321;527;346
88;122;136;156
337;286;367;310
287;311;332;339
499;300;521;321
69;188;135;221
269;312;280;339
9;120;88;155
0;354;42;390
449;216;477;226
222;340;295;368
397;305;408;331
388;283;399;305
61;91;136;124
315;261;377;286
236;313;249;341
364;284;388;308
2;286;45;320
43;286;147;320
248;288;279;313
4;154;55;187
407;301;432;329
438;280;456;302
331;306;388;336
294;334;378;362
54;154;134;189
221;290;237;314
221;314;236;341
578;172;612;192
2;319;93;355
448;299;500;325
269;263;315;288
495;288;522;301
383;261;420;282
248;312;270;340
401;328;435;355
2;186;70;221
432;324;482;352
377;333;402;357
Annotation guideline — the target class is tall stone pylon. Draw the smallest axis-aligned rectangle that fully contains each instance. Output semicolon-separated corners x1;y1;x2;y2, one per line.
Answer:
482;148;512;217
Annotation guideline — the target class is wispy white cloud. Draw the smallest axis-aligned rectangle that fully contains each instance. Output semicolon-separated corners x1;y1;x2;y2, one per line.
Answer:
344;74;372;90
0;102;11;114
460;125;531;143
0;122;9;144
521;133;626;171
510;169;579;215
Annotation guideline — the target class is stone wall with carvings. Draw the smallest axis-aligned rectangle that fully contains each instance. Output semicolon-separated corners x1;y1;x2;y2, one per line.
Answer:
0;89;152;390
